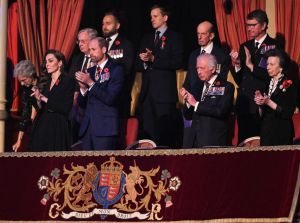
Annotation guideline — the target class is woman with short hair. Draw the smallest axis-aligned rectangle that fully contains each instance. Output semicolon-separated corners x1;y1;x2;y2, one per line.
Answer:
254;49;297;146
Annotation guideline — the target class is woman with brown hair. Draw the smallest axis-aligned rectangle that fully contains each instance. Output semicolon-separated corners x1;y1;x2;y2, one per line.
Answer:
30;50;75;151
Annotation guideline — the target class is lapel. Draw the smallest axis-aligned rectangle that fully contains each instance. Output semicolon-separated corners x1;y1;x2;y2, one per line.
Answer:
110;35;121;50
271;76;285;98
153;28;168;52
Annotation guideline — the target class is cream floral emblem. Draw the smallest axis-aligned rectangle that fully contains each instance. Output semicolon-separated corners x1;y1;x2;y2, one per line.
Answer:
37;157;181;221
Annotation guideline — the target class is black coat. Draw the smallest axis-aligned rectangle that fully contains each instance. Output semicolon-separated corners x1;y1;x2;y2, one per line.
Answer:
136;28;184;103
108;34;135;117
232;35;278;114
183;76;234;148
260;76;297;146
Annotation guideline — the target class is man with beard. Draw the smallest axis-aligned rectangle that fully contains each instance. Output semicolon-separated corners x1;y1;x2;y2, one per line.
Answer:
230;9;279;143
68;28;98;145
75;37;124;150
102;11;135;118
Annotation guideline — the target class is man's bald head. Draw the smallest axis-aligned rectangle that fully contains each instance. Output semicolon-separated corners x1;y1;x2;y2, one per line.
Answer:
197;21;215;47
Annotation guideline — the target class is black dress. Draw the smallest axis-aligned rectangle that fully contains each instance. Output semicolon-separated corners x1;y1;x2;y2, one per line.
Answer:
30;73;75;151
260;76;297;146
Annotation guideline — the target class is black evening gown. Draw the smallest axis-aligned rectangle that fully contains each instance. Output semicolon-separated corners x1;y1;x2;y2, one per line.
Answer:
260;76;297;146
30;73;75;151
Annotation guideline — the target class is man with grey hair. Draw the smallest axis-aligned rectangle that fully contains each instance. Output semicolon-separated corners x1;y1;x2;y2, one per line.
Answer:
68;28;98;145
180;54;234;148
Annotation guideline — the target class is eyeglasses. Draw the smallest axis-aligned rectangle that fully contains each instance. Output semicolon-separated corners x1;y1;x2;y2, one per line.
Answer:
246;23;258;27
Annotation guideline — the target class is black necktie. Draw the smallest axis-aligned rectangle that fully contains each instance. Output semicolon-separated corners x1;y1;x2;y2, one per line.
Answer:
201;49;206;54
95;65;102;81
106;37;112;43
255;41;259;49
201;81;210;101
81;55;90;72
154;31;160;46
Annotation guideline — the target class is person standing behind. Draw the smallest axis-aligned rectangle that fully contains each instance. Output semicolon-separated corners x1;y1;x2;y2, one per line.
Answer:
68;28;98;145
30;50;75;151
182;21;230;146
183;21;230;93
230;9;278;143
254;49;297;146
102;11;135;118
75;37;124;150
136;5;184;147
180;54;234;148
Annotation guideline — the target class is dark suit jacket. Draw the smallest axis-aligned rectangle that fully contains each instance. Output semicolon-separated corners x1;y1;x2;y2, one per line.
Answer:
68;53;86;91
183;44;230;96
232;35;278;114
108;34;135;116
260;76;297;145
183;76;234;147
78;59;124;137
136;28;184;103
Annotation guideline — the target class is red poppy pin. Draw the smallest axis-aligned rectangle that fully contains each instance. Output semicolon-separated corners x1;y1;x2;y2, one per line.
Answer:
55;79;60;86
115;40;121;46
104;68;109;73
161;36;166;49
214;81;221;86
279;79;292;92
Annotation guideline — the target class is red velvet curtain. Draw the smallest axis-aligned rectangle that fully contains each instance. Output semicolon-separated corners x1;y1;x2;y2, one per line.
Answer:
17;0;84;74
47;0;84;61
7;3;20;111
214;0;266;52
17;0;47;75
275;0;300;76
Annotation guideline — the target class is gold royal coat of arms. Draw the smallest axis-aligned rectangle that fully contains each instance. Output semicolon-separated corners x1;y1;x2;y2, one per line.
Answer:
37;157;181;221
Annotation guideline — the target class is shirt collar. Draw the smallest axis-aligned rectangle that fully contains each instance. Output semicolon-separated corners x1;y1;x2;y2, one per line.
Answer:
107;33;119;50
156;26;168;37
255;34;267;48
201;42;214;54
98;59;108;70
207;74;218;85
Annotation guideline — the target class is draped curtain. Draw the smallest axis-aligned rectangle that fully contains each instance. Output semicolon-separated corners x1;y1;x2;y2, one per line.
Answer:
47;0;84;61
17;0;84;74
275;0;300;77
214;0;266;52
17;0;47;75
7;2;20;111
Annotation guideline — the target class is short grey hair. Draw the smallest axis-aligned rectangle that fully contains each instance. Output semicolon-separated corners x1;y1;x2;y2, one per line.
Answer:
197;53;217;69
78;28;98;40
14;60;36;78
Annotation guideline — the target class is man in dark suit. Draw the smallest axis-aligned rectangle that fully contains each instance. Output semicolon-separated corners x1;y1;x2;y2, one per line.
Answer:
68;28;98;145
102;11;135;118
181;54;234;148
230;9;278;143
75;37;124;150
136;5;184;148
183;21;230;92
182;21;230;146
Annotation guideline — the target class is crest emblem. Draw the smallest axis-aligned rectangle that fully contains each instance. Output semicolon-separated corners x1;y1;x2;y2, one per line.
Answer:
37;157;181;221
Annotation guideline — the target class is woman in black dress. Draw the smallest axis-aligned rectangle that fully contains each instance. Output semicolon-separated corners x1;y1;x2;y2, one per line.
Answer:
254;49;297;146
30;50;75;151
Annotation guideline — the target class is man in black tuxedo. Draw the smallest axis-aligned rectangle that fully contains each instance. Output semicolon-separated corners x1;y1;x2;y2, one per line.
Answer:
68;28;98;145
102;11;135;118
181;54;234;148
136;5;184;147
230;9;278;143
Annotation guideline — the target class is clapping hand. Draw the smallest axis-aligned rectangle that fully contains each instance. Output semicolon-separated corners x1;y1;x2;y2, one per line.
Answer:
229;50;241;68
254;90;268;105
180;88;197;107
